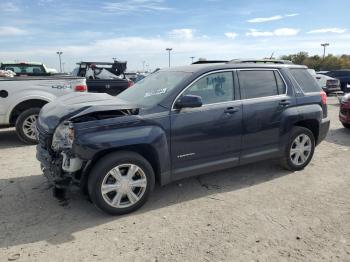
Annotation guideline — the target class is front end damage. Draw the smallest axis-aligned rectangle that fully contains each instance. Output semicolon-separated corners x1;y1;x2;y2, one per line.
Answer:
36;105;139;198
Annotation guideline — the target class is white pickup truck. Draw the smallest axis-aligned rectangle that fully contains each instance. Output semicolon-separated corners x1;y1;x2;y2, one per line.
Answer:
0;63;87;144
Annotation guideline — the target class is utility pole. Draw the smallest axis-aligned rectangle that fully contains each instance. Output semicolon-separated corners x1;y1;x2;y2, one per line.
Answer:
321;43;329;59
190;56;195;63
166;48;172;67
56;51;63;73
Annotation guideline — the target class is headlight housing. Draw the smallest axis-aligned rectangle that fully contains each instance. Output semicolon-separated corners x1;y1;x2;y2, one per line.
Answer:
51;121;75;151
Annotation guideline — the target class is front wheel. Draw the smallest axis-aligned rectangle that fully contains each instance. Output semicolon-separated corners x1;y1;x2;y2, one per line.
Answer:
88;151;155;215
281;127;315;171
15;108;40;144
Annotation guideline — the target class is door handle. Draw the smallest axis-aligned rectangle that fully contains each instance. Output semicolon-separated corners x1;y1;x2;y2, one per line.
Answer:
279;100;290;107
224;107;239;114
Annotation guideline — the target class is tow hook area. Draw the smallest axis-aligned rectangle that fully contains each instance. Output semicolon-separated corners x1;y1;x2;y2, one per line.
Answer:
61;152;83;173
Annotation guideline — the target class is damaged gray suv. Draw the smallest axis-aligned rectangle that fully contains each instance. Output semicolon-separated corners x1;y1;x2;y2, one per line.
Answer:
37;63;330;215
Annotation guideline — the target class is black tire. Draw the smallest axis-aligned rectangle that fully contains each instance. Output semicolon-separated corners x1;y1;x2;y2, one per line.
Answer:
15;108;40;144
280;126;315;171
342;123;350;129
88;151;155;215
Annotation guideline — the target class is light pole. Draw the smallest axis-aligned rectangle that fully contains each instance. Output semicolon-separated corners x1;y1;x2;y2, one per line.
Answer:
190;56;195;63
166;48;172;68
321;43;329;59
62;62;65;73
56;51;63;73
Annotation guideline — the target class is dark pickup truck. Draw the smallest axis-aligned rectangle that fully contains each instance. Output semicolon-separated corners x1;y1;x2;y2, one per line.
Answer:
36;63;330;215
72;61;133;96
325;70;350;92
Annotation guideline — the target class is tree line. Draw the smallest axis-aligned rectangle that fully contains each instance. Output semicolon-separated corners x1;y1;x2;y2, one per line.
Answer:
280;52;350;71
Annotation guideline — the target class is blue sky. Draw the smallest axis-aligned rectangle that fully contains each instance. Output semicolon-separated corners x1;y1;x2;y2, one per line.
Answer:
0;0;349;71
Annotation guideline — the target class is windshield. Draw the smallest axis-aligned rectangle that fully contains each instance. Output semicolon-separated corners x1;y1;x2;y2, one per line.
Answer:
118;70;191;107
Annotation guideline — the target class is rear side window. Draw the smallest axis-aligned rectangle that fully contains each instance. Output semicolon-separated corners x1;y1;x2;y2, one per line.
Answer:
289;68;321;93
238;70;285;99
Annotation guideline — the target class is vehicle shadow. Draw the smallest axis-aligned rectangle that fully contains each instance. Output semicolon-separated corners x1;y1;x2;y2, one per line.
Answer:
0;160;291;248
325;127;350;147
0;129;27;149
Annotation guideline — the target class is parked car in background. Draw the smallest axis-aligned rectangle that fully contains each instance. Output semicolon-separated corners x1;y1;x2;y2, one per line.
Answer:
36;62;329;215
125;72;147;83
339;93;350;128
0;61;57;76
308;69;341;95
324;70;350;92
72;61;133;96
0;73;86;144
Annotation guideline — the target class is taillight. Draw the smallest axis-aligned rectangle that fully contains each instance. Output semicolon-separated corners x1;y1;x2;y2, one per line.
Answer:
320;90;327;104
74;85;87;92
128;80;134;87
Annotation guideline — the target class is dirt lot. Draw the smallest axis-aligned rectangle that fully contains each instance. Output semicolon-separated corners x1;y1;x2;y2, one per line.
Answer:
0;97;349;262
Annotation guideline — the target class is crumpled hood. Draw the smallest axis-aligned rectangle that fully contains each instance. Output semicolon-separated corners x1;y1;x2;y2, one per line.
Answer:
38;92;138;133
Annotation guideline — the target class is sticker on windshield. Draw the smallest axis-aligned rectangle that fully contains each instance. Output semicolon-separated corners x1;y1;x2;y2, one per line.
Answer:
144;88;167;97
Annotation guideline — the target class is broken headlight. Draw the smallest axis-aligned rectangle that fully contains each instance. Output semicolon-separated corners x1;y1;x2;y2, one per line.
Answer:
51;121;75;151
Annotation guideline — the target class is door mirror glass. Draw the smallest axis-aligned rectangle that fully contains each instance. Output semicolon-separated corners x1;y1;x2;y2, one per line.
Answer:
174;95;202;109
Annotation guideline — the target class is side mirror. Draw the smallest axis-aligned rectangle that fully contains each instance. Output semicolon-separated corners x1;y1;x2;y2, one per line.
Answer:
174;95;202;109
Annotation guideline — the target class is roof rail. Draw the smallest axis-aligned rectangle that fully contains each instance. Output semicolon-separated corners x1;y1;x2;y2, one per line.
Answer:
192;60;229;65
228;59;293;64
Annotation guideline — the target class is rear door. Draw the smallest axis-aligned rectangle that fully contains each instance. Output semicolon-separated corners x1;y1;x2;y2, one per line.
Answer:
170;70;242;179
237;69;292;163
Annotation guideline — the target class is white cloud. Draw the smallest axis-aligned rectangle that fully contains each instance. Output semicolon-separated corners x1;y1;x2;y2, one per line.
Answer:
247;13;299;23
225;32;238;39
247;15;283;23
285;13;299;17
169;29;194;40
103;0;170;12
307;28;347;34
0;2;19;12
0;26;28;36
246;28;299;37
274;28;300;36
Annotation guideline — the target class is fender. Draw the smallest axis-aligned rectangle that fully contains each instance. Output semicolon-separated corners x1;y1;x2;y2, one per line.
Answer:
73;124;171;185
279;104;323;150
5;93;55;124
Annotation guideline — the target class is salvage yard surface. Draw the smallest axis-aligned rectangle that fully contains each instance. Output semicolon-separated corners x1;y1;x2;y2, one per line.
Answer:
0;97;349;262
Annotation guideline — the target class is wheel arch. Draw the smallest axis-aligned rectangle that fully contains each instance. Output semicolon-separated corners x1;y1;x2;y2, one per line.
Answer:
9;99;49;125
294;119;319;143
80;144;163;194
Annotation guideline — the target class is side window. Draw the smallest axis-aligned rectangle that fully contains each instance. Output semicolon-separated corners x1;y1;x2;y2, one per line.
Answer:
182;72;234;105
274;71;286;94
289;68;321;93
238;70;280;99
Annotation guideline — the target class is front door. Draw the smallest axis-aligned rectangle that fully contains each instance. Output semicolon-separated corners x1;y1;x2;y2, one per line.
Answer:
170;71;242;179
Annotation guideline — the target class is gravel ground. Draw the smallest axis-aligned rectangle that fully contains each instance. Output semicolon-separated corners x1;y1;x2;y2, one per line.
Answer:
0;97;349;262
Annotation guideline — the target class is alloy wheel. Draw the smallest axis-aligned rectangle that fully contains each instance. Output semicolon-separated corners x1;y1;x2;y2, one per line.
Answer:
101;164;147;208
290;134;312;166
22;114;38;140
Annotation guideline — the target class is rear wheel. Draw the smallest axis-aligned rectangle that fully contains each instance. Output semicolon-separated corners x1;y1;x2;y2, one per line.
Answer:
15;108;40;144
281;127;315;171
342;123;350;129
88;151;155;215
